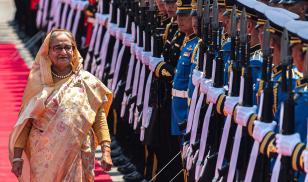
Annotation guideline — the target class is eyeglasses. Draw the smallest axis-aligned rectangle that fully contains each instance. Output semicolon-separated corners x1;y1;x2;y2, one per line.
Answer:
51;44;73;53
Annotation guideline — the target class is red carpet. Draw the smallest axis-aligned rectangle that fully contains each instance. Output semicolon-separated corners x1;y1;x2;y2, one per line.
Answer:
0;44;112;182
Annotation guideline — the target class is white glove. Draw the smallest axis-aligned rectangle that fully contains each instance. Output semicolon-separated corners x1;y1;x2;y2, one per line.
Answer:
302;149;308;173
108;23;117;36
136;46;143;61
200;78;212;94
192;69;203;87
78;1;89;11
206;87;224;104
252;120;277;143
276;133;301;156
116;28;125;40
122;33;133;47
223;96;239;116
149;57;163;72
141;51;152;65
235;105;257;127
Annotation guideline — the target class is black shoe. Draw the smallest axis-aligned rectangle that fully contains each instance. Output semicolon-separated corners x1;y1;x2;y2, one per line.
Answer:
118;163;137;174
113;155;130;166
123;171;143;182
118;161;133;169
111;140;120;150
111;143;121;151
111;147;122;158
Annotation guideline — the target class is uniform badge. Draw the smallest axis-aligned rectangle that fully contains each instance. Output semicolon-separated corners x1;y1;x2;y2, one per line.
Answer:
187;45;193;51
183;52;191;57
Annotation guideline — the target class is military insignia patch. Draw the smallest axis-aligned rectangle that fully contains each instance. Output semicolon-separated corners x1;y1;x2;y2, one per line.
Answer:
187;45;193;51
183;52;191;57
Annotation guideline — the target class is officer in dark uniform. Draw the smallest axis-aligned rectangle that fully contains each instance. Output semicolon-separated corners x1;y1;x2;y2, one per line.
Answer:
144;0;186;181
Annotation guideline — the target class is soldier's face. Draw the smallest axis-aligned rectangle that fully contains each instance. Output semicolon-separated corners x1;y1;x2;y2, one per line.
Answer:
156;0;166;12
192;16;199;34
177;14;193;34
165;2;177;17
292;44;305;72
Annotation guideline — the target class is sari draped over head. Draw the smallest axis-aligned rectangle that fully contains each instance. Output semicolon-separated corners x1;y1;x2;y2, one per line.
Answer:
8;30;113;182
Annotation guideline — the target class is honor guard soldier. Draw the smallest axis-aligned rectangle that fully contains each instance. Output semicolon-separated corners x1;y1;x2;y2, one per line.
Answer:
237;0;264;105
161;0;185;67
156;0;171;28
248;7;304;182
171;0;199;136
263;8;302;122
147;0;186;181
282;36;308;181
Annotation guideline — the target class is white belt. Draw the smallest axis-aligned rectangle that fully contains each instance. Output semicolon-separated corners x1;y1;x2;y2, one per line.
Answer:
172;88;188;98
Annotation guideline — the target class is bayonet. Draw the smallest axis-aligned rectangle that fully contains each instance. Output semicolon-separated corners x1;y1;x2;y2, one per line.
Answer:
262;22;271;57
239;8;247;69
230;6;237;40
200;0;210;75
305;48;308;79
203;0;213;79
281;29;290;66
197;0;203;18
280;28;290;92
239;8;247;44
260;21;271;83
203;0;210;26
212;0;219;30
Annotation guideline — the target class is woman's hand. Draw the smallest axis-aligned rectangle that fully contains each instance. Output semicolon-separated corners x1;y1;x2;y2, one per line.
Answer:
11;160;23;177
12;148;24;177
101;144;113;171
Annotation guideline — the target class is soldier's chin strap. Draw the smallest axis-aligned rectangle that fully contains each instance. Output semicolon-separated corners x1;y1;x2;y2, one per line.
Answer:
148;151;181;182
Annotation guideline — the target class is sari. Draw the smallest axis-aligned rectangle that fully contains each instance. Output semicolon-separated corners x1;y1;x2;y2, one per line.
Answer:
8;30;112;182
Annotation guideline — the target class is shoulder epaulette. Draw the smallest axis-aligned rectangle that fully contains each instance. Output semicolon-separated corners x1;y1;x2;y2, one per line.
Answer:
296;78;308;89
191;41;201;64
163;22;172;44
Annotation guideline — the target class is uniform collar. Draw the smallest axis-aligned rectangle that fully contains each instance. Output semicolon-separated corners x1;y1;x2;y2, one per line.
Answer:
250;44;261;55
185;33;197;41
296;78;308;89
182;33;197;46
272;64;303;79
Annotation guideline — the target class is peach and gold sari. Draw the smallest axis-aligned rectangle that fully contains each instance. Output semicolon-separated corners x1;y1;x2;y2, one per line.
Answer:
8;30;112;182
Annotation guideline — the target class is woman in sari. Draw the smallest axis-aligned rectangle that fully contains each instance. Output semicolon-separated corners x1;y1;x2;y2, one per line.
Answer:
9;29;113;181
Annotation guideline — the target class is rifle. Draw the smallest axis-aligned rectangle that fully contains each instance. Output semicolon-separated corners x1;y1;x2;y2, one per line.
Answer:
226;8;255;181
275;28;295;182
197;0;226;181
213;6;240;181
253;20;274;182
202;0;213;79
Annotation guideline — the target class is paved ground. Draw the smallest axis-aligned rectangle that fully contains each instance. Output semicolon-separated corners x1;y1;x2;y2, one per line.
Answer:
0;0;15;23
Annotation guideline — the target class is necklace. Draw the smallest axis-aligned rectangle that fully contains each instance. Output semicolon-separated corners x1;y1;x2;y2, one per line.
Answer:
51;69;73;79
